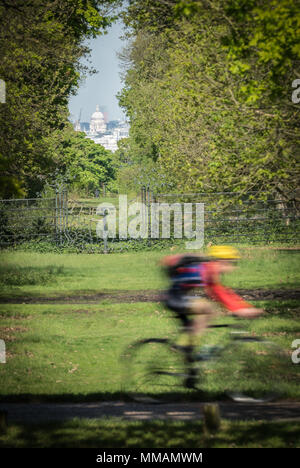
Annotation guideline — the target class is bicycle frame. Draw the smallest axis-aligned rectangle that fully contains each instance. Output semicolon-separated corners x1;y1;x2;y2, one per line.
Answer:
123;319;288;403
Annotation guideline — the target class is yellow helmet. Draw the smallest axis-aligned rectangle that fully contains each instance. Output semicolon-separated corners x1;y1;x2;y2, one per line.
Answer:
208;245;240;260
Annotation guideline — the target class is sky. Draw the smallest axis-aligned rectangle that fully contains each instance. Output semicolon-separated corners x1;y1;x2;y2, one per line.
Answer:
68;21;127;124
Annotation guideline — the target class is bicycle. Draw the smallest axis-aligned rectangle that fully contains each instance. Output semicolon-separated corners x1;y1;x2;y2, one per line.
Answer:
122;318;289;404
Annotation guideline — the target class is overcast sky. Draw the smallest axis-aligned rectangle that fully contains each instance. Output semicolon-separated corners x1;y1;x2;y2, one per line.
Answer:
68;21;127;124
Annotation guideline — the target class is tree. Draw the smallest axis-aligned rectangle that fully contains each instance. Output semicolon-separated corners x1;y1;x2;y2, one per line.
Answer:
0;0;120;198
47;125;115;195
118;0;300;204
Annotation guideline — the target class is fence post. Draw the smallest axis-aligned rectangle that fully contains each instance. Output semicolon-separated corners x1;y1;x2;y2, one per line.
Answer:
203;403;221;435
147;186;152;245
141;186;145;232
55;189;59;245
59;190;62;245
62;188;68;237
62;189;65;236
103;208;109;254
65;189;68;234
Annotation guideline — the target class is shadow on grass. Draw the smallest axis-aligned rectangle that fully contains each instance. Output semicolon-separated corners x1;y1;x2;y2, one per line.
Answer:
0;389;229;404
220;420;300;449
1;419;299;448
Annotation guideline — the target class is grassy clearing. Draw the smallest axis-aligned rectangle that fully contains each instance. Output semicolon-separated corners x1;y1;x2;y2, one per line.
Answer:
0;247;299;298
0;300;299;401
0;251;164;297
0;246;299;448
0;247;298;399
0;302;171;400
0;418;299;448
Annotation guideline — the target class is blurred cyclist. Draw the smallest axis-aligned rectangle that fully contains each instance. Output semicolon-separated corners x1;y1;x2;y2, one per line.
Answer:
161;245;263;347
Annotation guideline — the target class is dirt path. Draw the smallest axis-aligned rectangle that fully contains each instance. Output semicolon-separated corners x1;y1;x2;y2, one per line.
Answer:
0;288;299;304
0;401;299;424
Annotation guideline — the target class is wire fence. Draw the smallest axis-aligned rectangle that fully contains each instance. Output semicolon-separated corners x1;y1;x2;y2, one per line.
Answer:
152;190;300;245
0;188;299;252
0;196;57;246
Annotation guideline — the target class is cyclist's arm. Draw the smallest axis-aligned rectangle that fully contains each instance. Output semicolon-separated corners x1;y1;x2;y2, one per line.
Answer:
205;284;263;317
205;283;252;311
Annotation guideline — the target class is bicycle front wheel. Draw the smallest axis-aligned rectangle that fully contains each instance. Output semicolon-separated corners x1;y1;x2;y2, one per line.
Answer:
123;338;189;403
215;334;291;402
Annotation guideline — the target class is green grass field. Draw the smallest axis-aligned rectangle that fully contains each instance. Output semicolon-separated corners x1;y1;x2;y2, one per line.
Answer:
0;300;299;402
0;246;299;401
0;246;299;447
0;246;299;298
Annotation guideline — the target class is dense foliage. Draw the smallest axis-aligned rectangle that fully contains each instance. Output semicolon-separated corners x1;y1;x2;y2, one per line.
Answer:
0;0;119;198
1;0;299;207
119;0;300;205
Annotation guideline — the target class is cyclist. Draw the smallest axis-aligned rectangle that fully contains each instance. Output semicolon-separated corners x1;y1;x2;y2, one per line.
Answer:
161;246;263;348
203;245;263;319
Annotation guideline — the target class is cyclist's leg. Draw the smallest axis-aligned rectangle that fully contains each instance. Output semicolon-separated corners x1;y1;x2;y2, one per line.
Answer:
175;312;195;347
165;293;218;345
165;296;215;391
186;298;219;346
164;293;195;347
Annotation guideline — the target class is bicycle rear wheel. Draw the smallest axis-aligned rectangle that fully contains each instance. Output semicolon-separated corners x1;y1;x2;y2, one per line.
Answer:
123;338;191;403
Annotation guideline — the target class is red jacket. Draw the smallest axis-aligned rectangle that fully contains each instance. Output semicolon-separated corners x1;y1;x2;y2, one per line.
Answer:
202;262;252;312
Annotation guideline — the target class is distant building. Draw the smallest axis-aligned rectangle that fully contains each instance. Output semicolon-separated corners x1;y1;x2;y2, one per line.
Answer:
73;104;129;153
89;104;107;134
93;133;119;152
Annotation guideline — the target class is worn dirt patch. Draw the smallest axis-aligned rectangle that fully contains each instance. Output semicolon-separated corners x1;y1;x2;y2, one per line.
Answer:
0;314;33;321
0;288;299;304
0;326;29;342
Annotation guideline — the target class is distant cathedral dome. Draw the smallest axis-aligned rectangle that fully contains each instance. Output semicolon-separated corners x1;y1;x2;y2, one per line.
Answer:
90;104;106;133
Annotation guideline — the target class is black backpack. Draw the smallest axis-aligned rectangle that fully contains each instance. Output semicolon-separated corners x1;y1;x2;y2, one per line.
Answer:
162;254;209;286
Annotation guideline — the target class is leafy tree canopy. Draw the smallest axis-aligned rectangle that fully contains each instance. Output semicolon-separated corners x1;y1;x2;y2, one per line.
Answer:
118;0;299;204
49;125;115;195
0;0;120;198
